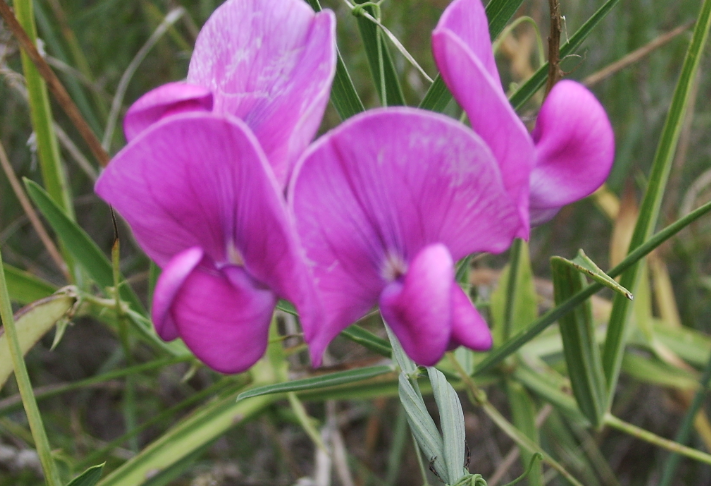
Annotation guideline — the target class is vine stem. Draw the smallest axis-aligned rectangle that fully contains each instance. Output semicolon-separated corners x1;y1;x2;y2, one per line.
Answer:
0;248;62;486
604;414;711;466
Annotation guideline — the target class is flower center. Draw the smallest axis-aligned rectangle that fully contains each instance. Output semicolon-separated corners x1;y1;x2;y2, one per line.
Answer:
226;239;244;266
381;251;408;282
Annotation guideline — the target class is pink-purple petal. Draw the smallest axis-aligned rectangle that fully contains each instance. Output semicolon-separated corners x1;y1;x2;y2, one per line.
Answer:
432;29;534;236
151;247;204;341
530;80;615;215
169;264;277;374
449;285;492;351
187;0;336;184
290;108;522;362
435;0;500;84
379;244;454;366
123;82;213;142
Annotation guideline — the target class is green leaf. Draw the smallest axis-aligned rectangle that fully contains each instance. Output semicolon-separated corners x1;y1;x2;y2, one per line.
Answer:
341;324;391;357
397;373;446;478
474;199;711;377
303;0;365;119
551;257;606;428
602;0;711;408
509;0;620;110
0;293;76;389
513;364;588;425
485;0;526;40
237;365;394;400
428;367;466;484
557;250;633;299
24;179;145;315
385;324;418;376
66;463;105;486
418;75;452;112
354;1;405;106
506;380;543;486
2;263;57;304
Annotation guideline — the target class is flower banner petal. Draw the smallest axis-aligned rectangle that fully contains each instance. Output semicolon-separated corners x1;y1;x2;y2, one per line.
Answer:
379;244;454;366
432;29;534;234
123;82;213;142
151;246;204;341
290;108;521;362
170;264;277;374
187;0;336;184
530;80;615;217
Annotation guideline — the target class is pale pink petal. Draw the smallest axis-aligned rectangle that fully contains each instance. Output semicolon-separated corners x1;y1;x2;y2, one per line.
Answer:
170;264;277;374
449;285;492;350
123;82;213;142
432;29;534;236
530;80;615;220
379;244;454;366
436;0;499;84
97;112;321;335
151;247;203;341
290;108;521;363
188;0;336;184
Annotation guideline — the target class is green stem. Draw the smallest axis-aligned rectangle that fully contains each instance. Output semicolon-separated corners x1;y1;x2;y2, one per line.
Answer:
605;413;711;466
0;248;62;486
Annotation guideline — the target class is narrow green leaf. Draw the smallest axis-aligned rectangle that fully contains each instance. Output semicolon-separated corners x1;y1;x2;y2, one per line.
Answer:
622;353;699;391
237;365;394;400
2;264;57;304
397;373;446;478
287;392;328;452
558;250;633;300
385;324;418;376
24;179;145;315
428;367;466;484
418;75;452;112
354;1;405;106
509;0;620;110
506;380;543;486
474;199;711;376
513;365;588;425
66;463;105;486
602;0;711;408
341;324;391;357
303;0;365;119
551;257;606;428
0;293;75;389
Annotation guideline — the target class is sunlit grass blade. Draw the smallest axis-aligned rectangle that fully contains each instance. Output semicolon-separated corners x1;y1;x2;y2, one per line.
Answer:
601;0;711;408
66;463;105;486
2;264;57;304
508;0;620;110
0;248;62;486
475;198;711;376
354;1;405;106
237;365;394;400
304;0;365;118
551;257;606;428
24;179;146;315
0;293;76;389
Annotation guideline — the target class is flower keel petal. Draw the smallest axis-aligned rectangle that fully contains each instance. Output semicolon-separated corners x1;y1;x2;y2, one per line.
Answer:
449;285;492;351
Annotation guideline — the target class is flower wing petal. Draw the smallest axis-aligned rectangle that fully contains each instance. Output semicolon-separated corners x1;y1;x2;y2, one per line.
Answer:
170;264;277;374
449;285;492;351
290;108;521;362
530;80;615;221
123;82;213;142
187;0;336;184
432;29;534;236
379;244;454;366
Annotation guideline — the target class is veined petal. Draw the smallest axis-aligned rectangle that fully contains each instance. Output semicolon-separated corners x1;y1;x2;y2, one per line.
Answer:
123;82;213;142
151;246;204;341
290;108;521;362
530;80;615;220
449;285;492;351
169;263;277;374
187;0;336;185
379;244;454;366
436;0;500;84
96;112;320;334
432;28;534;235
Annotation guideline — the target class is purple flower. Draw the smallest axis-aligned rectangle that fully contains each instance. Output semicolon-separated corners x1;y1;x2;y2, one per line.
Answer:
123;0;336;185
432;0;615;229
289;108;524;366
95;0;335;373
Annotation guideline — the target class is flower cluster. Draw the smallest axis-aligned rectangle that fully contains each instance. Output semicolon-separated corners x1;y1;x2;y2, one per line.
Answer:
96;0;614;373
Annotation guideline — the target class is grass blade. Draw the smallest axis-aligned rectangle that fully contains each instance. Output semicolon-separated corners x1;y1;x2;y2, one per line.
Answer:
2;264;57;305
66;463;105;486
601;0;711;407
